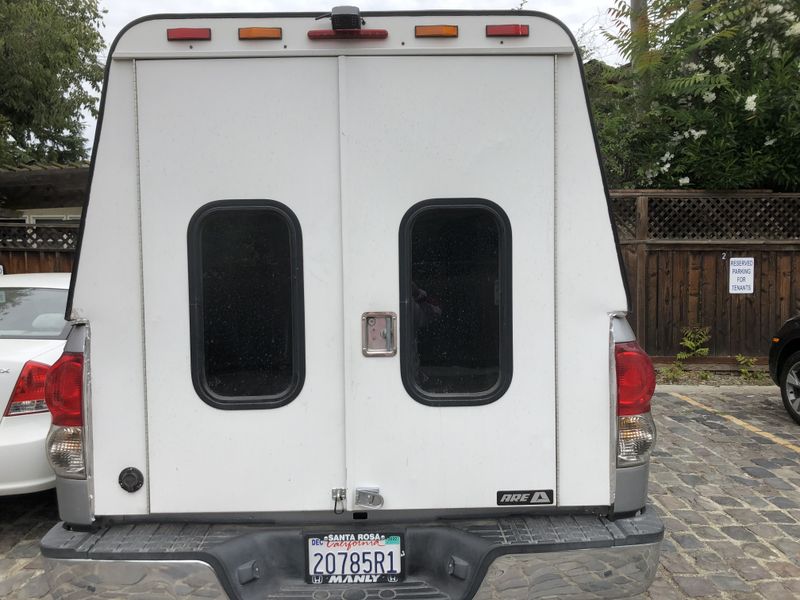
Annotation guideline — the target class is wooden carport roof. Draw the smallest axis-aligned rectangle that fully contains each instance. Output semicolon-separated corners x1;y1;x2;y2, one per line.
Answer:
0;162;89;211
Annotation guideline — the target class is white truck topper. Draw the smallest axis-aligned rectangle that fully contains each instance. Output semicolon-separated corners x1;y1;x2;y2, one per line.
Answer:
42;9;660;600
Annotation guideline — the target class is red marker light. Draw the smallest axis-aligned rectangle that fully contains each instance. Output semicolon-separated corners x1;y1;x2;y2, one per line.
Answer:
167;28;212;41
486;24;529;37
308;28;388;40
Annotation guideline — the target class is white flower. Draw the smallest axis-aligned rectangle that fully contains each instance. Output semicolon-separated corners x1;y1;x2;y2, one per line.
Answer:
702;91;717;103
744;94;757;111
661;152;674;162
678;177;690;186
767;4;784;14
713;55;734;73
789;22;800;36
683;131;691;138
645;168;656;181
689;129;707;140
660;162;671;173
686;62;701;72
764;137;777;146
751;15;768;27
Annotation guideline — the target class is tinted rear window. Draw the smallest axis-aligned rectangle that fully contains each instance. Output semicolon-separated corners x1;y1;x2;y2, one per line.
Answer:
399;199;512;405
0;288;68;339
188;200;304;409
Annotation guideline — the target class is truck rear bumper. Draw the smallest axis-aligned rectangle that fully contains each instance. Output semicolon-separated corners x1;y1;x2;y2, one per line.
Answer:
41;507;663;600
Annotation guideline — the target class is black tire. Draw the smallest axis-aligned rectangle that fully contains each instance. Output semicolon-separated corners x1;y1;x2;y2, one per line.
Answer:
779;351;800;425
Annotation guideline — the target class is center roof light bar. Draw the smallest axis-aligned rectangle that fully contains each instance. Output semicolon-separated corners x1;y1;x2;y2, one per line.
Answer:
308;5;388;40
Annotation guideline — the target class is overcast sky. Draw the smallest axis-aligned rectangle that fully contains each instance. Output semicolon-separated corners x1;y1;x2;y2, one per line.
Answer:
84;1;622;147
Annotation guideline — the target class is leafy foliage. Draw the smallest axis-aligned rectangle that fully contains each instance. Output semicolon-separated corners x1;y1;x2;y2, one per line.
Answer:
0;0;105;165
590;0;800;190
735;353;766;380
676;325;711;360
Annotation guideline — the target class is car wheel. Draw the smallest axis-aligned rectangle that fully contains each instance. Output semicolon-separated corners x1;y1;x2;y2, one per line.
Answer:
779;351;800;425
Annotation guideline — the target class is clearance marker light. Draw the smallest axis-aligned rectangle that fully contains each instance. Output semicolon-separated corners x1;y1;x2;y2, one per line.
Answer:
167;27;212;41
239;27;282;40
486;24;529;37
308;28;388;40
415;25;458;38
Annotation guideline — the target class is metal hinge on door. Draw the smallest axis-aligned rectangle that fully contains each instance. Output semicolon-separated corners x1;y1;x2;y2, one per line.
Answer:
331;488;346;514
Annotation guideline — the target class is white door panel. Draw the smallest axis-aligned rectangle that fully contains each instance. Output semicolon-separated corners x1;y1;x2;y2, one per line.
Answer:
138;55;557;514
340;56;556;510
137;58;344;513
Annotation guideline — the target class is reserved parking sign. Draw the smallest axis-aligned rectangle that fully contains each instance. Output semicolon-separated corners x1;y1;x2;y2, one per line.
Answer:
729;257;754;294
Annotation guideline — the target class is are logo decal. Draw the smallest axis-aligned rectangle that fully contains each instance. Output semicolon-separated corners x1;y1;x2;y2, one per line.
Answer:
496;489;554;506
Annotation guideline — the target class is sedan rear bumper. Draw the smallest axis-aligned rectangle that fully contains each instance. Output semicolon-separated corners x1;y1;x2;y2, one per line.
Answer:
42;507;663;599
0;412;55;495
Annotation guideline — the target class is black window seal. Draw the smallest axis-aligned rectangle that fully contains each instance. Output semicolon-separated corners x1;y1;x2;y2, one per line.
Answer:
399;198;513;407
187;199;305;410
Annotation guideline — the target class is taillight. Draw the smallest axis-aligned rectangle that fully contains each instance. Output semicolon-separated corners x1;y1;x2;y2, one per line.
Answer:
44;353;83;427
615;341;656;467
3;361;49;416
615;342;655;415
44;352;86;479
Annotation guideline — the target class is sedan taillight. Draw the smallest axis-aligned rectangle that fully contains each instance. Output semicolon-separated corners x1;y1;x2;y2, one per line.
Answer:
3;361;49;416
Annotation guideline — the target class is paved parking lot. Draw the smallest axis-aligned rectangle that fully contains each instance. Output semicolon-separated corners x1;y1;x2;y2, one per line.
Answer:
1;385;799;599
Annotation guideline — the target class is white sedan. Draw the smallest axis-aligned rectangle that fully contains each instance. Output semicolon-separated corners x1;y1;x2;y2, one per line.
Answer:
0;272;70;495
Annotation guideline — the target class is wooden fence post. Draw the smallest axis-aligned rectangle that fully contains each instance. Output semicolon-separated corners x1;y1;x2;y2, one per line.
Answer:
635;195;649;349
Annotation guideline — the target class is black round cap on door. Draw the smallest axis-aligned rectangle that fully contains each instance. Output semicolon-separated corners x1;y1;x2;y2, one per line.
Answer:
118;467;144;493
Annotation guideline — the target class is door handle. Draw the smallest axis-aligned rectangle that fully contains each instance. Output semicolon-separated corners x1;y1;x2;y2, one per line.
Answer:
361;312;396;357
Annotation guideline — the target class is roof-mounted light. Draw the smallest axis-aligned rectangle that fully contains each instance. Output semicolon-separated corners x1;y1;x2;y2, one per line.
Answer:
309;5;388;40
239;27;282;40
486;24;529;37
415;25;458;38
308;28;388;40
167;27;211;41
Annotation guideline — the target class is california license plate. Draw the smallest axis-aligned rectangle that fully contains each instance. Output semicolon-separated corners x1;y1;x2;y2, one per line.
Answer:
306;533;404;584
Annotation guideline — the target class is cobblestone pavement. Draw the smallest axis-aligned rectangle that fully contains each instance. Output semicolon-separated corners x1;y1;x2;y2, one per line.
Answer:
1;385;799;599
639;385;800;599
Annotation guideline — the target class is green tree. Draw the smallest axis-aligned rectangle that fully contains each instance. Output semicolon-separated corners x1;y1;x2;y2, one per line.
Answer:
0;0;105;165
594;0;800;191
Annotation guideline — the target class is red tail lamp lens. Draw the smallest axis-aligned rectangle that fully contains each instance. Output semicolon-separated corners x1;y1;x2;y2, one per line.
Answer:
615;342;655;416
4;361;49;416
167;28;211;41
44;353;83;427
486;24;530;37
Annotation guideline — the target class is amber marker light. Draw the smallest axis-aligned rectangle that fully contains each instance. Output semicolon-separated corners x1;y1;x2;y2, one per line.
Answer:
772;337;781;343
415;25;458;38
239;27;282;40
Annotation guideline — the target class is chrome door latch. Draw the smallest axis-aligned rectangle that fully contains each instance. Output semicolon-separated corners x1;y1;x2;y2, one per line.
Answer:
332;488;346;514
354;487;384;508
362;312;396;357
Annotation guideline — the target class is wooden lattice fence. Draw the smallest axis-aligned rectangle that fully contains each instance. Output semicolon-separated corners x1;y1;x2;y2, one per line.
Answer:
611;190;800;358
0;223;76;274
